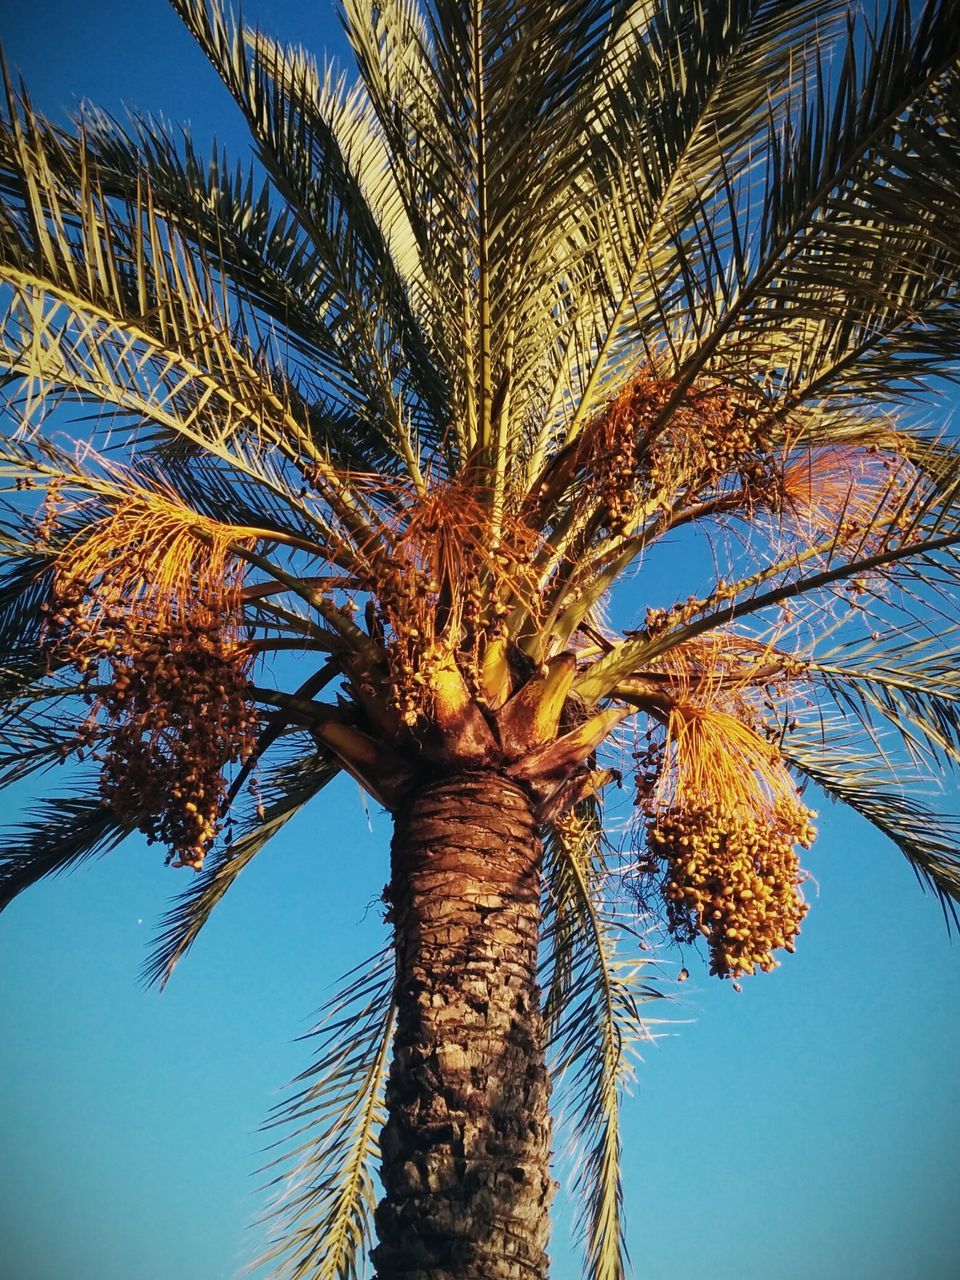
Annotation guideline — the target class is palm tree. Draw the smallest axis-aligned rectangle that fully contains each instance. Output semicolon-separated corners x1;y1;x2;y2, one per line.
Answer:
1;0;960;1274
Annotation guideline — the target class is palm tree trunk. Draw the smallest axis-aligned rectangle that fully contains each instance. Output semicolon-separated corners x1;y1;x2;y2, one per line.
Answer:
373;772;554;1280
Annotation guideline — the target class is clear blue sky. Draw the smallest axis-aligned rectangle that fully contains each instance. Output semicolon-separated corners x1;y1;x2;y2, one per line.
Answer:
0;4;959;1279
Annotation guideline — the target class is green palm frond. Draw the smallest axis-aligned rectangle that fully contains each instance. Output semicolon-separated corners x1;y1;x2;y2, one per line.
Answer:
336;0;468;438
2;102;352;385
413;0;631;434
339;0;646;488
238;29;425;299
543;806;663;1280
143;744;339;988
680;0;960;403
0;783;128;910
538;0;846;440
534;0;960;466
0;727;73;787
0;691;103;786
782;730;960;919
254;946;395;1280
169;0;447;460
14;98;446;478
809;630;960;776
0;544;53;698
0;82;380;546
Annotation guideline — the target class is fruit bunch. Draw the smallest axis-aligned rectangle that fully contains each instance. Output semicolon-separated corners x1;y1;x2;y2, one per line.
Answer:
50;585;257;869
646;797;815;979
584;373;773;534
679;384;769;487
43;488;258;869
370;483;543;724
587;392;641;533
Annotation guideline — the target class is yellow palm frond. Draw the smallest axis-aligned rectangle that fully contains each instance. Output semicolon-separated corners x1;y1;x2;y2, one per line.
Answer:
657;702;796;817
51;476;256;629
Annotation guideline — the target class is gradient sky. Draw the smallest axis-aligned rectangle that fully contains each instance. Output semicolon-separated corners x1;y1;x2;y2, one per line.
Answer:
1;4;959;1279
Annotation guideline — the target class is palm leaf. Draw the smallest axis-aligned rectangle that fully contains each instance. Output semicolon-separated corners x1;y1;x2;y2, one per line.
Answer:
542;804;662;1280
0;783;128;909
0;76;376;545
0;100;354;385
254;946;395;1280
0;544;53;698
143;743;339;988
169;1;447;462
810;638;960;776
782;730;960;919
681;0;960;404
541;0;847;444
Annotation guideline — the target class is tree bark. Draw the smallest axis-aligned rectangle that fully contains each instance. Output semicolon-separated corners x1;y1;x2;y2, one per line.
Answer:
373;772;554;1280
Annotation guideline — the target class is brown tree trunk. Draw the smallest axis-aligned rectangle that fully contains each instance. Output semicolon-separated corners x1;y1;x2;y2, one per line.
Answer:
372;772;554;1280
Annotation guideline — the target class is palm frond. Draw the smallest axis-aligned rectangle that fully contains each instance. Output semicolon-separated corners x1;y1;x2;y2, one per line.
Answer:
810;631;960;777
2;101;351;383
541;0;846;445
9;97;442;478
681;0;960;404
0;543;53;698
0;691;103;785
168;1;447;462
254;946;395;1280
782;730;960;920
542;805;662;1280
143;743;339;988
0;76;380;546
0;783;128;910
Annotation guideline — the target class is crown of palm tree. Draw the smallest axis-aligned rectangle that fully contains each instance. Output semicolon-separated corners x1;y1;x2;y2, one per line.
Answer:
1;1;959;1275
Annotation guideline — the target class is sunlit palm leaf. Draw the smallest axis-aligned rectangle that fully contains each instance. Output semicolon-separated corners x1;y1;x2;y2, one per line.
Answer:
254;946;395;1280
543;805;662;1280
783;730;960;919
684;0;960;403
0;79;379;546
812;645;960;775
0;101;352;385
169;0;447;464
546;0;848;442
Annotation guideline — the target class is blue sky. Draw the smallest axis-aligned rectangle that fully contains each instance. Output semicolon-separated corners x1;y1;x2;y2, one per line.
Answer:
1;4;959;1279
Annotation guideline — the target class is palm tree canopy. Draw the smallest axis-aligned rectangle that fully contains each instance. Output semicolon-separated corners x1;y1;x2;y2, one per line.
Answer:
1;1;960;1275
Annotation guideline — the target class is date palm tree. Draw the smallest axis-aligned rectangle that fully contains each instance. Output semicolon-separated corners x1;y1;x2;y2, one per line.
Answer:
2;0;960;1275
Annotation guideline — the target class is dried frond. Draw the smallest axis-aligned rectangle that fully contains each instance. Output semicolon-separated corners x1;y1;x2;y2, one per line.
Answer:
775;444;926;540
